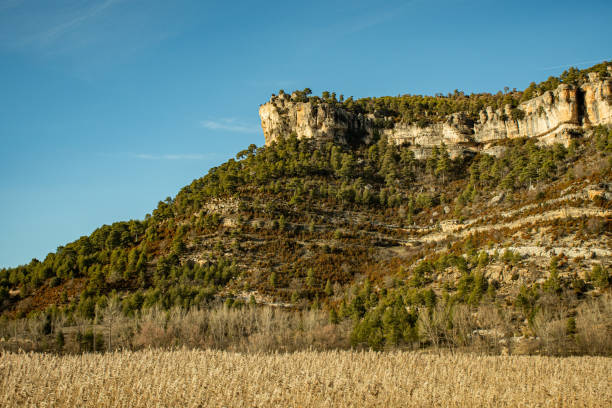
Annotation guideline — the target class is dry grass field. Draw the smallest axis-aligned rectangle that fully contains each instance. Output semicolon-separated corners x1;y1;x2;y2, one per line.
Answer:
1;349;610;407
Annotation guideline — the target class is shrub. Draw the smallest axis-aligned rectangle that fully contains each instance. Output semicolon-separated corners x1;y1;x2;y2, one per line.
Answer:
510;108;526;121
49;277;61;288
589;264;609;289
56;330;65;350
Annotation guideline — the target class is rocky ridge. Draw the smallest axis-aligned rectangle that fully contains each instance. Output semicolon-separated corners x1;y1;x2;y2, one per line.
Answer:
260;70;612;158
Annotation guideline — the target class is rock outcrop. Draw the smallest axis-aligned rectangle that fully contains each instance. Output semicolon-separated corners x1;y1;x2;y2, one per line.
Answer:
259;73;612;155
381;113;475;158
474;72;612;146
582;73;612;126
259;91;375;145
474;84;581;144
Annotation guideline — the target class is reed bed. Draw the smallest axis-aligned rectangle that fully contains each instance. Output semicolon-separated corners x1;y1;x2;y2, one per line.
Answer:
1;349;610;407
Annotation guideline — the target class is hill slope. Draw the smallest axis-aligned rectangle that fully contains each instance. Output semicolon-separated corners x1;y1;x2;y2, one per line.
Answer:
1;64;611;355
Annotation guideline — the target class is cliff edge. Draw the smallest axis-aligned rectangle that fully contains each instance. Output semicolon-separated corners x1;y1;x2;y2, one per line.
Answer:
260;69;612;157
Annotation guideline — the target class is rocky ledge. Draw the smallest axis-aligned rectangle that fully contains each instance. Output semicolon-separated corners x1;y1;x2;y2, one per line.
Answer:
260;70;612;158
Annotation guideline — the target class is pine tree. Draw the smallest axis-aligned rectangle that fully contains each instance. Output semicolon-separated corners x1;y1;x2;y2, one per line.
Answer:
339;153;356;179
500;173;515;191
324;279;333;297
435;144;451;183
566;317;577;336
306;268;315;287
329;308;339;324
56;330;65;351
269;272;277;288
330;146;342;171
426;146;440;175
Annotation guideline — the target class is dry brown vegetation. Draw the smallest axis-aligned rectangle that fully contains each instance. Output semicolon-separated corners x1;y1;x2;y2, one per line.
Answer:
2;294;611;356
0;306;350;353
1;349;610;407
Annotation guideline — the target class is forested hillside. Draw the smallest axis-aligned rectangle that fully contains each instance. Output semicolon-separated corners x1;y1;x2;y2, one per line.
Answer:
1;67;611;356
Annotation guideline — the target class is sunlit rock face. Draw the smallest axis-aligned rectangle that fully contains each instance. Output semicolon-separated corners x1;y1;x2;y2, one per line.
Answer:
473;74;611;147
474;84;580;145
259;92;374;146
582;73;612;127
260;76;612;154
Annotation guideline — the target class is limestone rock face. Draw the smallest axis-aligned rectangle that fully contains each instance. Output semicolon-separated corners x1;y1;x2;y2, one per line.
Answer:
582;73;612;127
259;76;612;155
259;93;374;145
474;84;581;145
382;113;474;158
473;75;611;147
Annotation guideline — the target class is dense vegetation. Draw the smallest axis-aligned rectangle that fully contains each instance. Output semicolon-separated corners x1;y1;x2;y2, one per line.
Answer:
4;129;608;313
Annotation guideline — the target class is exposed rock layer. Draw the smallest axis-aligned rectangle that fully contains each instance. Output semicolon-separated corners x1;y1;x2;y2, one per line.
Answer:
259;74;612;155
258;92;375;145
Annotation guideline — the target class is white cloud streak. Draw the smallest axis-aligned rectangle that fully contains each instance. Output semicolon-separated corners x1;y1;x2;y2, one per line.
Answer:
37;0;122;44
201;118;260;134
323;1;419;37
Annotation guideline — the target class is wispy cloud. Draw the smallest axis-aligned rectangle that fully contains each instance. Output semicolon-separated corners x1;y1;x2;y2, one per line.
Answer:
37;0;122;44
342;9;398;35
292;2;416;59
0;0;199;77
323;1;418;37
6;0;124;48
201;118;260;134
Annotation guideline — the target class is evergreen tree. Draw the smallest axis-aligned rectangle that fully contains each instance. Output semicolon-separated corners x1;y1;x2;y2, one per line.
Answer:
324;279;333;297
329;308;339;324
56;330;65;351
269;272;277;288
306;268;315;287
426;146;440;175
435;144;451;183
339;153;356;179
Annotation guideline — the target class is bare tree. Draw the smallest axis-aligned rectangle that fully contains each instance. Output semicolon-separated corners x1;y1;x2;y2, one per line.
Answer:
103;295;123;351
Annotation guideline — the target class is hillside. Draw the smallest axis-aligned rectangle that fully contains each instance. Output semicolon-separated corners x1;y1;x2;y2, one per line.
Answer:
1;63;611;355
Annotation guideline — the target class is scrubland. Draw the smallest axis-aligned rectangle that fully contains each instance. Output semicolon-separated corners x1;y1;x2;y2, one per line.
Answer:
2;293;611;356
1;348;610;407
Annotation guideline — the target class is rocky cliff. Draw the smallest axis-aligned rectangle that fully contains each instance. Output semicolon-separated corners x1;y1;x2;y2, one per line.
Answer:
259;70;612;157
258;91;375;145
474;72;611;146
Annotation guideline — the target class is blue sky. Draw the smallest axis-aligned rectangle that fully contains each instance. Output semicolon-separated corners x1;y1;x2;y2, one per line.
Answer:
1;0;611;267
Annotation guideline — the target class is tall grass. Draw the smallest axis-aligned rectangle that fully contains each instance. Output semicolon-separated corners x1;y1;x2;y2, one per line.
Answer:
1;349;610;407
